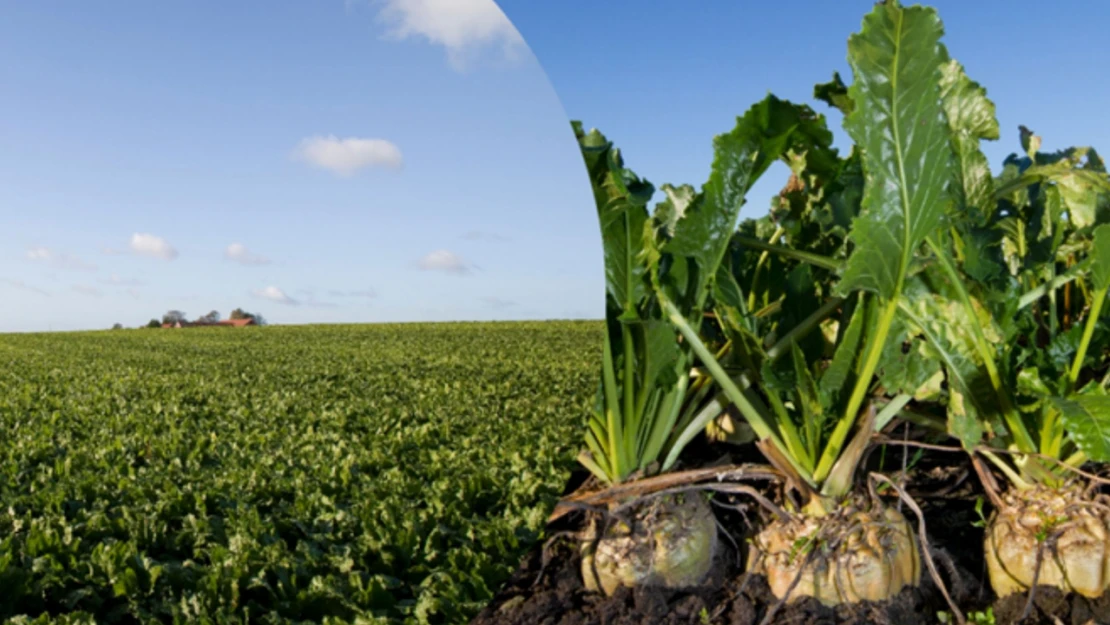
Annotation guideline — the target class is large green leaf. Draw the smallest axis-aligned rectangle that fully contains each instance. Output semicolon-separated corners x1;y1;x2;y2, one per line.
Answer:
637;319;683;396
575;123;680;483
939;59;999;224
1089;223;1110;291
602;184;651;315
665;95;837;313
575;124;655;317
1050;396;1110;462
836;1;955;301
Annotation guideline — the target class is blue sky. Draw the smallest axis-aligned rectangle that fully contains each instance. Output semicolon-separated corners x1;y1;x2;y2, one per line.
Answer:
0;0;600;332
499;0;1110;227
7;1;1110;333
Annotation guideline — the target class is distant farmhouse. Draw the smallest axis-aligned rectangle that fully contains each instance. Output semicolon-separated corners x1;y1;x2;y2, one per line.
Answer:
146;308;265;330
161;318;256;329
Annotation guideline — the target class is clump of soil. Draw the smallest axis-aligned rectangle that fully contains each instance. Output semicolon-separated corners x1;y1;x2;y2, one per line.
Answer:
992;586;1110;625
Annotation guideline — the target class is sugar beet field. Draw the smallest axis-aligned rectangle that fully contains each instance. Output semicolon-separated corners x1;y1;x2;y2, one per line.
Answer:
0;321;602;624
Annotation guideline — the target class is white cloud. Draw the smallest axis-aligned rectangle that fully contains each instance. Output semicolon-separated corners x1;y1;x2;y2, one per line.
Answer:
416;249;471;275
72;285;103;297
129;233;178;260
2;278;49;296
481;296;516;309
26;247;97;271
225;243;271;266
374;0;526;71
252;286;299;306
292;135;403;176
125;288;141;299
99;274;144;287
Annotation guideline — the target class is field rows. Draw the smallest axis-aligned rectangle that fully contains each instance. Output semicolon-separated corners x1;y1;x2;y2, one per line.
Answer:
0;322;602;624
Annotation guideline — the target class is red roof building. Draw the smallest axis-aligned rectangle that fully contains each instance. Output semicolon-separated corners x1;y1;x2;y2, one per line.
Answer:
217;318;255;327
161;318;256;328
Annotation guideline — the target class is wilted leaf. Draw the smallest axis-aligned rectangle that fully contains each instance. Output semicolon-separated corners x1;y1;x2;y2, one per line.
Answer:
939;59;999;223
814;72;854;116
948;386;984;450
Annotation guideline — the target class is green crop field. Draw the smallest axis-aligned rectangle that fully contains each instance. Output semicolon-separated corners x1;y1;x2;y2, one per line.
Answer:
0;321;602;625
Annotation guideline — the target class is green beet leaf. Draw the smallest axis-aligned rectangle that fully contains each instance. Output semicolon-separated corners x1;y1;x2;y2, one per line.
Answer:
1050;396;1110;462
1089;223;1110;292
836;1;954;302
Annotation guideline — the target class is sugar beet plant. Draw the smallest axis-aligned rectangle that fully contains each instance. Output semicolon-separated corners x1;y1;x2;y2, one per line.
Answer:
569;93;840;596
664;1;956;606
570;0;1110;612
905;125;1110;599
570;0;949;604
748;10;1110;603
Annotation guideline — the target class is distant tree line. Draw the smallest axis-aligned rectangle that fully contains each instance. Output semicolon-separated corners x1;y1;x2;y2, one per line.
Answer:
128;308;267;329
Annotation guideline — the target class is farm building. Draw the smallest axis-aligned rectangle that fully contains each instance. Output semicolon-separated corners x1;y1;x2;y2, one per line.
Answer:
161;318;256;329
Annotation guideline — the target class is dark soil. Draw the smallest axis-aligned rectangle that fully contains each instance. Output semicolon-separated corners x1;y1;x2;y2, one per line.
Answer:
993;586;1110;625
470;437;1009;625
469;532;977;625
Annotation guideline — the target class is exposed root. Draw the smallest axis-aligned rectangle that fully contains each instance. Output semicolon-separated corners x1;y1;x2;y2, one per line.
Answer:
1020;529;1051;622
929;546;969;603
871;433;974;497
708;503;743;568
549;463;782;523
874;437;967;454
971;453;1005;510
870;472;965;625
620;482;790;521
549;499;621;523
